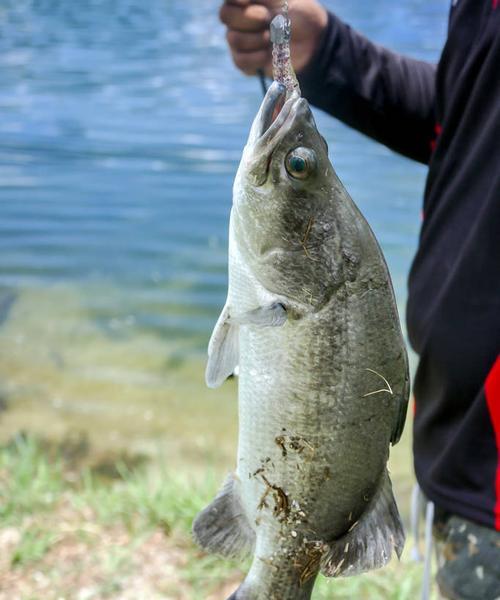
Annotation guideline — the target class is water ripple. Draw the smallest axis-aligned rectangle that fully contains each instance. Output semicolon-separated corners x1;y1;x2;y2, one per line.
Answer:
0;0;449;354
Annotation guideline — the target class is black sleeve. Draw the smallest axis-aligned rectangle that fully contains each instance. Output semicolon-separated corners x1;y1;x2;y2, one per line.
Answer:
298;12;437;164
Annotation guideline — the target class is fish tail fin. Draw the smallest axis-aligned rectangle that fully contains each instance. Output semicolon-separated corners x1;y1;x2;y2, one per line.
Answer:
226;580;314;600
321;470;405;578
192;473;255;559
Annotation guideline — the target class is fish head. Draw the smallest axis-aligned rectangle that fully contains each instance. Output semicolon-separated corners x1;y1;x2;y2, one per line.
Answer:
233;82;362;311
237;81;329;190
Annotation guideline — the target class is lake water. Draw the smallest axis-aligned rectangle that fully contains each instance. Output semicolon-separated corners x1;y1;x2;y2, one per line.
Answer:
0;0;450;453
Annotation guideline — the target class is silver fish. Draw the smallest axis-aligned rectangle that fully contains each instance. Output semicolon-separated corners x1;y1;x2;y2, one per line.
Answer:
193;82;409;600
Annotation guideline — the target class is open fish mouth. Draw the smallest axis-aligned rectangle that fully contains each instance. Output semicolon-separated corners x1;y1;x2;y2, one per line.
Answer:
259;82;287;137
257;82;302;141
241;81;308;187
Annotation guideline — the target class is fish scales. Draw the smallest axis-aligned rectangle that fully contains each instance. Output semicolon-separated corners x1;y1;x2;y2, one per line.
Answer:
193;82;409;599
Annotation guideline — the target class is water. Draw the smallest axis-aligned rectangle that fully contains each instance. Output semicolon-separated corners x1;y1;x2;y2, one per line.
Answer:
0;0;450;447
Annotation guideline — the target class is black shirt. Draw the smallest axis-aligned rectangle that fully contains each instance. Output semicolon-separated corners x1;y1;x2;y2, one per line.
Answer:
299;0;500;530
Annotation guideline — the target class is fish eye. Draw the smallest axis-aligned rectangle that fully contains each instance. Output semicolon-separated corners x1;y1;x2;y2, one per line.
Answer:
285;147;317;180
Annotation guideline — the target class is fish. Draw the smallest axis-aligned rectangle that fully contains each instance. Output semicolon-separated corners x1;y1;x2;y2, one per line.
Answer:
192;81;410;600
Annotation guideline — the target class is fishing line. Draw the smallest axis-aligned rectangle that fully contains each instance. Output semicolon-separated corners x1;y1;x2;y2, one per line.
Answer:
257;68;268;96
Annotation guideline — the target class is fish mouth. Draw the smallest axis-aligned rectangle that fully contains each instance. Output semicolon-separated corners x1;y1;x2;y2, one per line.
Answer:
257;81;301;141
258;82;287;137
241;81;306;186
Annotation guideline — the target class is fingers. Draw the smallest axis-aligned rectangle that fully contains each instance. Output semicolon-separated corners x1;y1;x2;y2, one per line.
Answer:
220;1;277;75
226;29;270;52
231;48;271;75
219;3;271;33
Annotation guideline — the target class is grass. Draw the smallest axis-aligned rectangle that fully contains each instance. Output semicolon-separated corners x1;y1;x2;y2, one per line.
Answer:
0;434;245;599
0;433;439;599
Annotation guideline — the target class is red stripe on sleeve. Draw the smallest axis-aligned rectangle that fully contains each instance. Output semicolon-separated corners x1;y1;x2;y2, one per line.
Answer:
485;355;500;530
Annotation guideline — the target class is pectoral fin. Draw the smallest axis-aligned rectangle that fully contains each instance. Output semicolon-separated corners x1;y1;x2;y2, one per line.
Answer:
206;304;239;389
205;302;285;388
231;302;287;328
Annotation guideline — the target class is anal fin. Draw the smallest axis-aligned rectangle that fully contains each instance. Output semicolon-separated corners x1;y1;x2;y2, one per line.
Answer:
192;474;255;559
321;470;405;578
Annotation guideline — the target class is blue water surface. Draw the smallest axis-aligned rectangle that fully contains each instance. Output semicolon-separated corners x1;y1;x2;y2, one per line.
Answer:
0;0;450;355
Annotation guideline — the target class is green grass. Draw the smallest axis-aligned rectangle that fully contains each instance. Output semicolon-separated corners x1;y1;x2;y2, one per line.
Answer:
10;526;59;567
0;434;437;599
0;435;65;525
0;434;247;598
0;434;215;533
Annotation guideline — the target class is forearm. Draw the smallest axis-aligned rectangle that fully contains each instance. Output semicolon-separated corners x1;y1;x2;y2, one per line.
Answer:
298;12;437;164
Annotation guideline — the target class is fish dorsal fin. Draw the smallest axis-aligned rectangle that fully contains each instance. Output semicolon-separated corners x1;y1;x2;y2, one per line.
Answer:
206;304;239;388
391;359;410;445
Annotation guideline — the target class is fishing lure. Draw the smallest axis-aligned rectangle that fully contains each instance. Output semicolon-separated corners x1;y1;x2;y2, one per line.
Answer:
270;5;300;96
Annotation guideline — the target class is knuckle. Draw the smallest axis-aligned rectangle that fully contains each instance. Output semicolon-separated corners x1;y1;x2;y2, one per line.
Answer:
220;3;270;32
218;5;227;24
246;4;270;24
218;4;234;25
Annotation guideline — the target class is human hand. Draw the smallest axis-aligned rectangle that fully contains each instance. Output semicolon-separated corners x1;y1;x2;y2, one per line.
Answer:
219;0;328;77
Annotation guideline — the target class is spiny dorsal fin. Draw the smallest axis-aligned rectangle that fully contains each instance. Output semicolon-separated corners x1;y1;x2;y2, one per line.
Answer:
391;368;410;445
